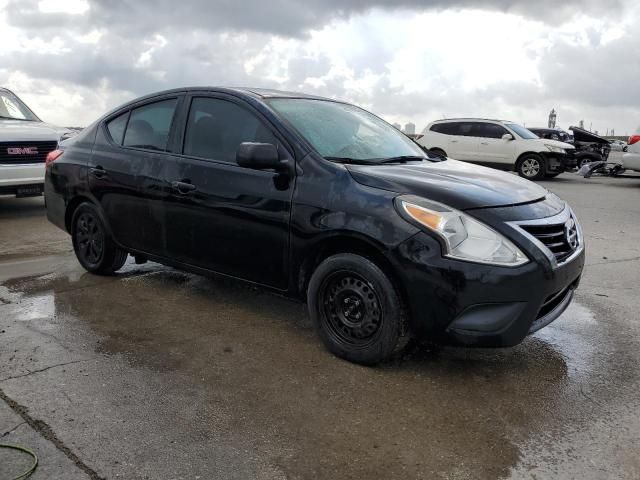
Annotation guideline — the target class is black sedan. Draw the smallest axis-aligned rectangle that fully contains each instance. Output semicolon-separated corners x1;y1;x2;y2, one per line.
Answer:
44;88;585;364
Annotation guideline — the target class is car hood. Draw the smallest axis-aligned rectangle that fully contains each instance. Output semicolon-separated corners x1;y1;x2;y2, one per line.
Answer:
534;138;575;150
345;159;549;210
569;126;610;145
0;119;69;142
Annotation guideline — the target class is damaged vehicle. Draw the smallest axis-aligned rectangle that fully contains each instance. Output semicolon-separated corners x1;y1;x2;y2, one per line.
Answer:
528;127;573;144
44;88;585;365
569;126;611;168
417;119;577;180
0;87;72;197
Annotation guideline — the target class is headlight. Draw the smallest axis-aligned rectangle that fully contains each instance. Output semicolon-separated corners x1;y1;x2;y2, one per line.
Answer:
395;196;528;267
545;144;566;154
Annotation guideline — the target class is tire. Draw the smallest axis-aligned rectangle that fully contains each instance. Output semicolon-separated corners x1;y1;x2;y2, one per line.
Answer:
516;154;545;180
307;253;405;365
429;148;447;159
71;202;128;275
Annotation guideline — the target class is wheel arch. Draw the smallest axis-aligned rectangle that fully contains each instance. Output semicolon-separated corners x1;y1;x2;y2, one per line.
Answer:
296;233;409;311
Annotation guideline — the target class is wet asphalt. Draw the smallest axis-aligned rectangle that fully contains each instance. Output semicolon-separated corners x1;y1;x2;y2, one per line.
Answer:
1;163;639;479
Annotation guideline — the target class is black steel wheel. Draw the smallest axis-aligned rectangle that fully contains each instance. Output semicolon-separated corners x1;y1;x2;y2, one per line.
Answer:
71;203;128;275
75;212;104;265
320;271;383;347
308;253;406;365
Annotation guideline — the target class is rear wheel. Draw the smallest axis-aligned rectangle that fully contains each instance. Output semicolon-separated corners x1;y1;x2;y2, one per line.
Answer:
516;154;545;180
71;203;128;275
307;253;405;365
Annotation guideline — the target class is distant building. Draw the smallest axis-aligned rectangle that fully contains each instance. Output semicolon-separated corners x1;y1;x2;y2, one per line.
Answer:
579;120;584;129
392;123;402;130
404;122;416;135
548;109;557;128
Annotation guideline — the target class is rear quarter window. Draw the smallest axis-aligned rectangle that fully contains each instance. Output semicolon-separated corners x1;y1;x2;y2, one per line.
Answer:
106;112;129;145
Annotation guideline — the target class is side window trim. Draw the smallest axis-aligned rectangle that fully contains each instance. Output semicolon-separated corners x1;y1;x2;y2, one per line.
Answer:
103;94;184;154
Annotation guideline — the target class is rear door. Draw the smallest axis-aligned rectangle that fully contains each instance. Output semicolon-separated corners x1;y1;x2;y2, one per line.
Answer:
89;95;182;255
476;122;515;165
163;93;295;289
449;122;482;161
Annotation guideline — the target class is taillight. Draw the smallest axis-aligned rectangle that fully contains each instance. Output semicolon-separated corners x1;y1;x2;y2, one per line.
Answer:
45;149;64;168
628;135;640;146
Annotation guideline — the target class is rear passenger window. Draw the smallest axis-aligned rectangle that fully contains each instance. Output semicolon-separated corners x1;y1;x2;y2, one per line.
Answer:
430;123;458;135
123;99;177;151
183;97;278;163
458;122;476;136
106;112;128;145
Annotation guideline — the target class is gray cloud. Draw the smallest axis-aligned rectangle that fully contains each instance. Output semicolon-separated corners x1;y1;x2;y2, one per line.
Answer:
2;0;638;134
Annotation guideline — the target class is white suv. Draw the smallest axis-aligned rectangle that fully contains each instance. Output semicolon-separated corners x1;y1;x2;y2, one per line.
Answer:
1;88;70;197
417;118;576;180
622;134;640;172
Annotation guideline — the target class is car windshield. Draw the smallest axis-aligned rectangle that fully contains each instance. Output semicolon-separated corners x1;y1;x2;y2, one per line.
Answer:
0;90;39;121
267;98;428;163
506;123;539;140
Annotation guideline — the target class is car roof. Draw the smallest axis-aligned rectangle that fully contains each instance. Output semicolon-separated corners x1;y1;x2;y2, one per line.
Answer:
430;118;514;124
128;86;336;104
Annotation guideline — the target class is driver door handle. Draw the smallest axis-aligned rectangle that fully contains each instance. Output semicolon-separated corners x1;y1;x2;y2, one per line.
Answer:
171;180;197;195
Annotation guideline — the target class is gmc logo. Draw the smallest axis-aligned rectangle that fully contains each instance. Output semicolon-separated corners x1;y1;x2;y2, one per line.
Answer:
7;147;39;155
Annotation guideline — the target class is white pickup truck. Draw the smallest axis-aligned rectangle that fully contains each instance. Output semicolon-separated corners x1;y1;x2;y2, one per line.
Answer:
0;88;71;197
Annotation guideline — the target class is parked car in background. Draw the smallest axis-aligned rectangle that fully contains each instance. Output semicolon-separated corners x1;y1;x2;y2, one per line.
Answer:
608;139;627;152
417;118;576;180
528;127;573;143
45;87;584;365
0;87;72;197
622;134;640;172
568;126;611;168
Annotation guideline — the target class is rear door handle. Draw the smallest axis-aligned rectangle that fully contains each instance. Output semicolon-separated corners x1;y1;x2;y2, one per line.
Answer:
90;166;107;178
171;180;197;195
450;140;458;143
480;142;489;145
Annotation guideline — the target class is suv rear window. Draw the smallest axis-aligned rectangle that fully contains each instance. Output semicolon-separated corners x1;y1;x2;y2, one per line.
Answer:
123;99;177;151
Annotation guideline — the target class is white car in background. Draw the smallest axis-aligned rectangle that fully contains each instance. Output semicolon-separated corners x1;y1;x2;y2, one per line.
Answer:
608;139;627;152
417;118;576;180
1;87;71;197
622;135;640;172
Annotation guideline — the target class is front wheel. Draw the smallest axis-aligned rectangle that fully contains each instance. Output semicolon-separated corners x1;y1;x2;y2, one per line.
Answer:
71;203;128;275
307;253;406;365
516;154;546;180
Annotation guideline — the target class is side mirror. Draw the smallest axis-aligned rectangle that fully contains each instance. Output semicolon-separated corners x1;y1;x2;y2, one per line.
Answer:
502;133;514;141
236;142;281;170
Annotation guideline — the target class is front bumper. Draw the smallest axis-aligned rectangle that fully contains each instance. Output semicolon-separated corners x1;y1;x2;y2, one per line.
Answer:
541;151;577;173
0;163;45;187
388;207;585;347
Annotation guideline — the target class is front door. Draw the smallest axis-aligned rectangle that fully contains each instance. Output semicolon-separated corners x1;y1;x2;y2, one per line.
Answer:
164;94;294;289
476;123;515;164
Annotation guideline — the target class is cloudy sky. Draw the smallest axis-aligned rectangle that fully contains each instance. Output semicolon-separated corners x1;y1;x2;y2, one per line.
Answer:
1;0;639;135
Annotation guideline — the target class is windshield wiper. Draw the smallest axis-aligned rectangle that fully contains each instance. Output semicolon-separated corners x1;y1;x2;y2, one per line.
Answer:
379;155;426;164
324;157;378;165
0;115;33;121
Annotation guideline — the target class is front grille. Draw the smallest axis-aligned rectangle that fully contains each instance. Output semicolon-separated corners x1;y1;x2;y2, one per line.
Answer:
0;141;58;165
520;217;579;263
